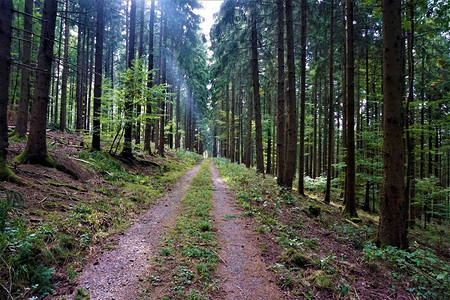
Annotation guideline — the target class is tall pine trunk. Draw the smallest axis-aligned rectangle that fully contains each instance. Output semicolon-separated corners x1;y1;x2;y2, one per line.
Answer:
343;0;358;217
144;0;155;153
92;0;104;150
324;0;335;204
59;0;70;132
17;0;58;164
251;5;264;174
276;0;286;185
377;0;407;249
0;0;15;180
122;0;137;158
298;0;307;194
283;0;298;188
15;0;33;137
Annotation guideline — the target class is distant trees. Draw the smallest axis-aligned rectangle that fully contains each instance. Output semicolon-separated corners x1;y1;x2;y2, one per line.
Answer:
210;0;449;246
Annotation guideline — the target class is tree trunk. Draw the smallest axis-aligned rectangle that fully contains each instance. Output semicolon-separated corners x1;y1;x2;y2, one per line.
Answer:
250;5;264;174
92;0;104;151
343;0;358;217
377;0;407;249
17;0;58;164
298;0;307;194
245;94;253;168
324;0;334;204
283;0;298;188
135;0;145;145
75;11;85;131
158;16;166;156
231;81;236;163
15;0;33;137
144;0;155;153
0;0;14;180
175;75;181;149
122;0;137;158
276;0;286;185
59;0;70;132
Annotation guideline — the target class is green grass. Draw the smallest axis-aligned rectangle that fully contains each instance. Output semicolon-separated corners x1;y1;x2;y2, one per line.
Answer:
146;159;218;299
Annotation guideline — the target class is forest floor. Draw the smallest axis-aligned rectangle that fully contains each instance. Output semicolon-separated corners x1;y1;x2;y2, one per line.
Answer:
0;132;448;300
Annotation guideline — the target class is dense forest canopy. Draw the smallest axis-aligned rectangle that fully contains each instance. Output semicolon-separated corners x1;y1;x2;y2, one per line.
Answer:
0;0;449;298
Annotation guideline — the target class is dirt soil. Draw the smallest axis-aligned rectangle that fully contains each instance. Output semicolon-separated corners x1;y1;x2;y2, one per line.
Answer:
69;163;201;300
211;161;284;300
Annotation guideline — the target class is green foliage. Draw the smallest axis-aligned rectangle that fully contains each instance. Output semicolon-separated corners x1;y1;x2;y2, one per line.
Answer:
364;243;449;299
0;196;54;297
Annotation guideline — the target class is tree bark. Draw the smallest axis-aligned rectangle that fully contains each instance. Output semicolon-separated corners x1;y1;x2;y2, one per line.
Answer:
377;0;407;249
144;0;155;153
92;0;104;151
0;0;14;180
276;0;286;185
59;0;70;132
231;81;236;163
15;0;33;137
17;0;58;164
283;0;298;188
122;0;137;158
324;0;334;204
298;0;307;194
343;0;358;217
251;5;264;174
135;0;145;145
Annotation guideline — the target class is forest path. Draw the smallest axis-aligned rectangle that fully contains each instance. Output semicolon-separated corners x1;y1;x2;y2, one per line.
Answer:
210;160;284;300
70;162;202;300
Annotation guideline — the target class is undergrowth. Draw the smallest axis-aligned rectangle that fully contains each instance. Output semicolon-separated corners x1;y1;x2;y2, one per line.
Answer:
146;159;217;299
364;243;449;299
0;149;201;298
213;158;448;299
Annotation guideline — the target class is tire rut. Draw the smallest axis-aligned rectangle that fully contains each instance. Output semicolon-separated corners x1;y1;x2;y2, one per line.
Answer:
70;163;202;300
211;160;284;300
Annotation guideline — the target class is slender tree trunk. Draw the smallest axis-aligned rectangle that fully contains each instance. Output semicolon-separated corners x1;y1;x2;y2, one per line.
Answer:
298;0;307;194
0;0;14;180
245;94;253;168
135;0;145;145
144;0;155;153
15;0;33;137
377;0;407;249
17;0;58;164
59;0;70;132
92;0;104;151
324;0;334;204
75;11;84;131
122;0;136;158
276;0;286;185
250;5;264;174
231;81;236;163
158;16;166;156
283;0;298;188
405;3;415;227
175;75;181;149
343;0;357;217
